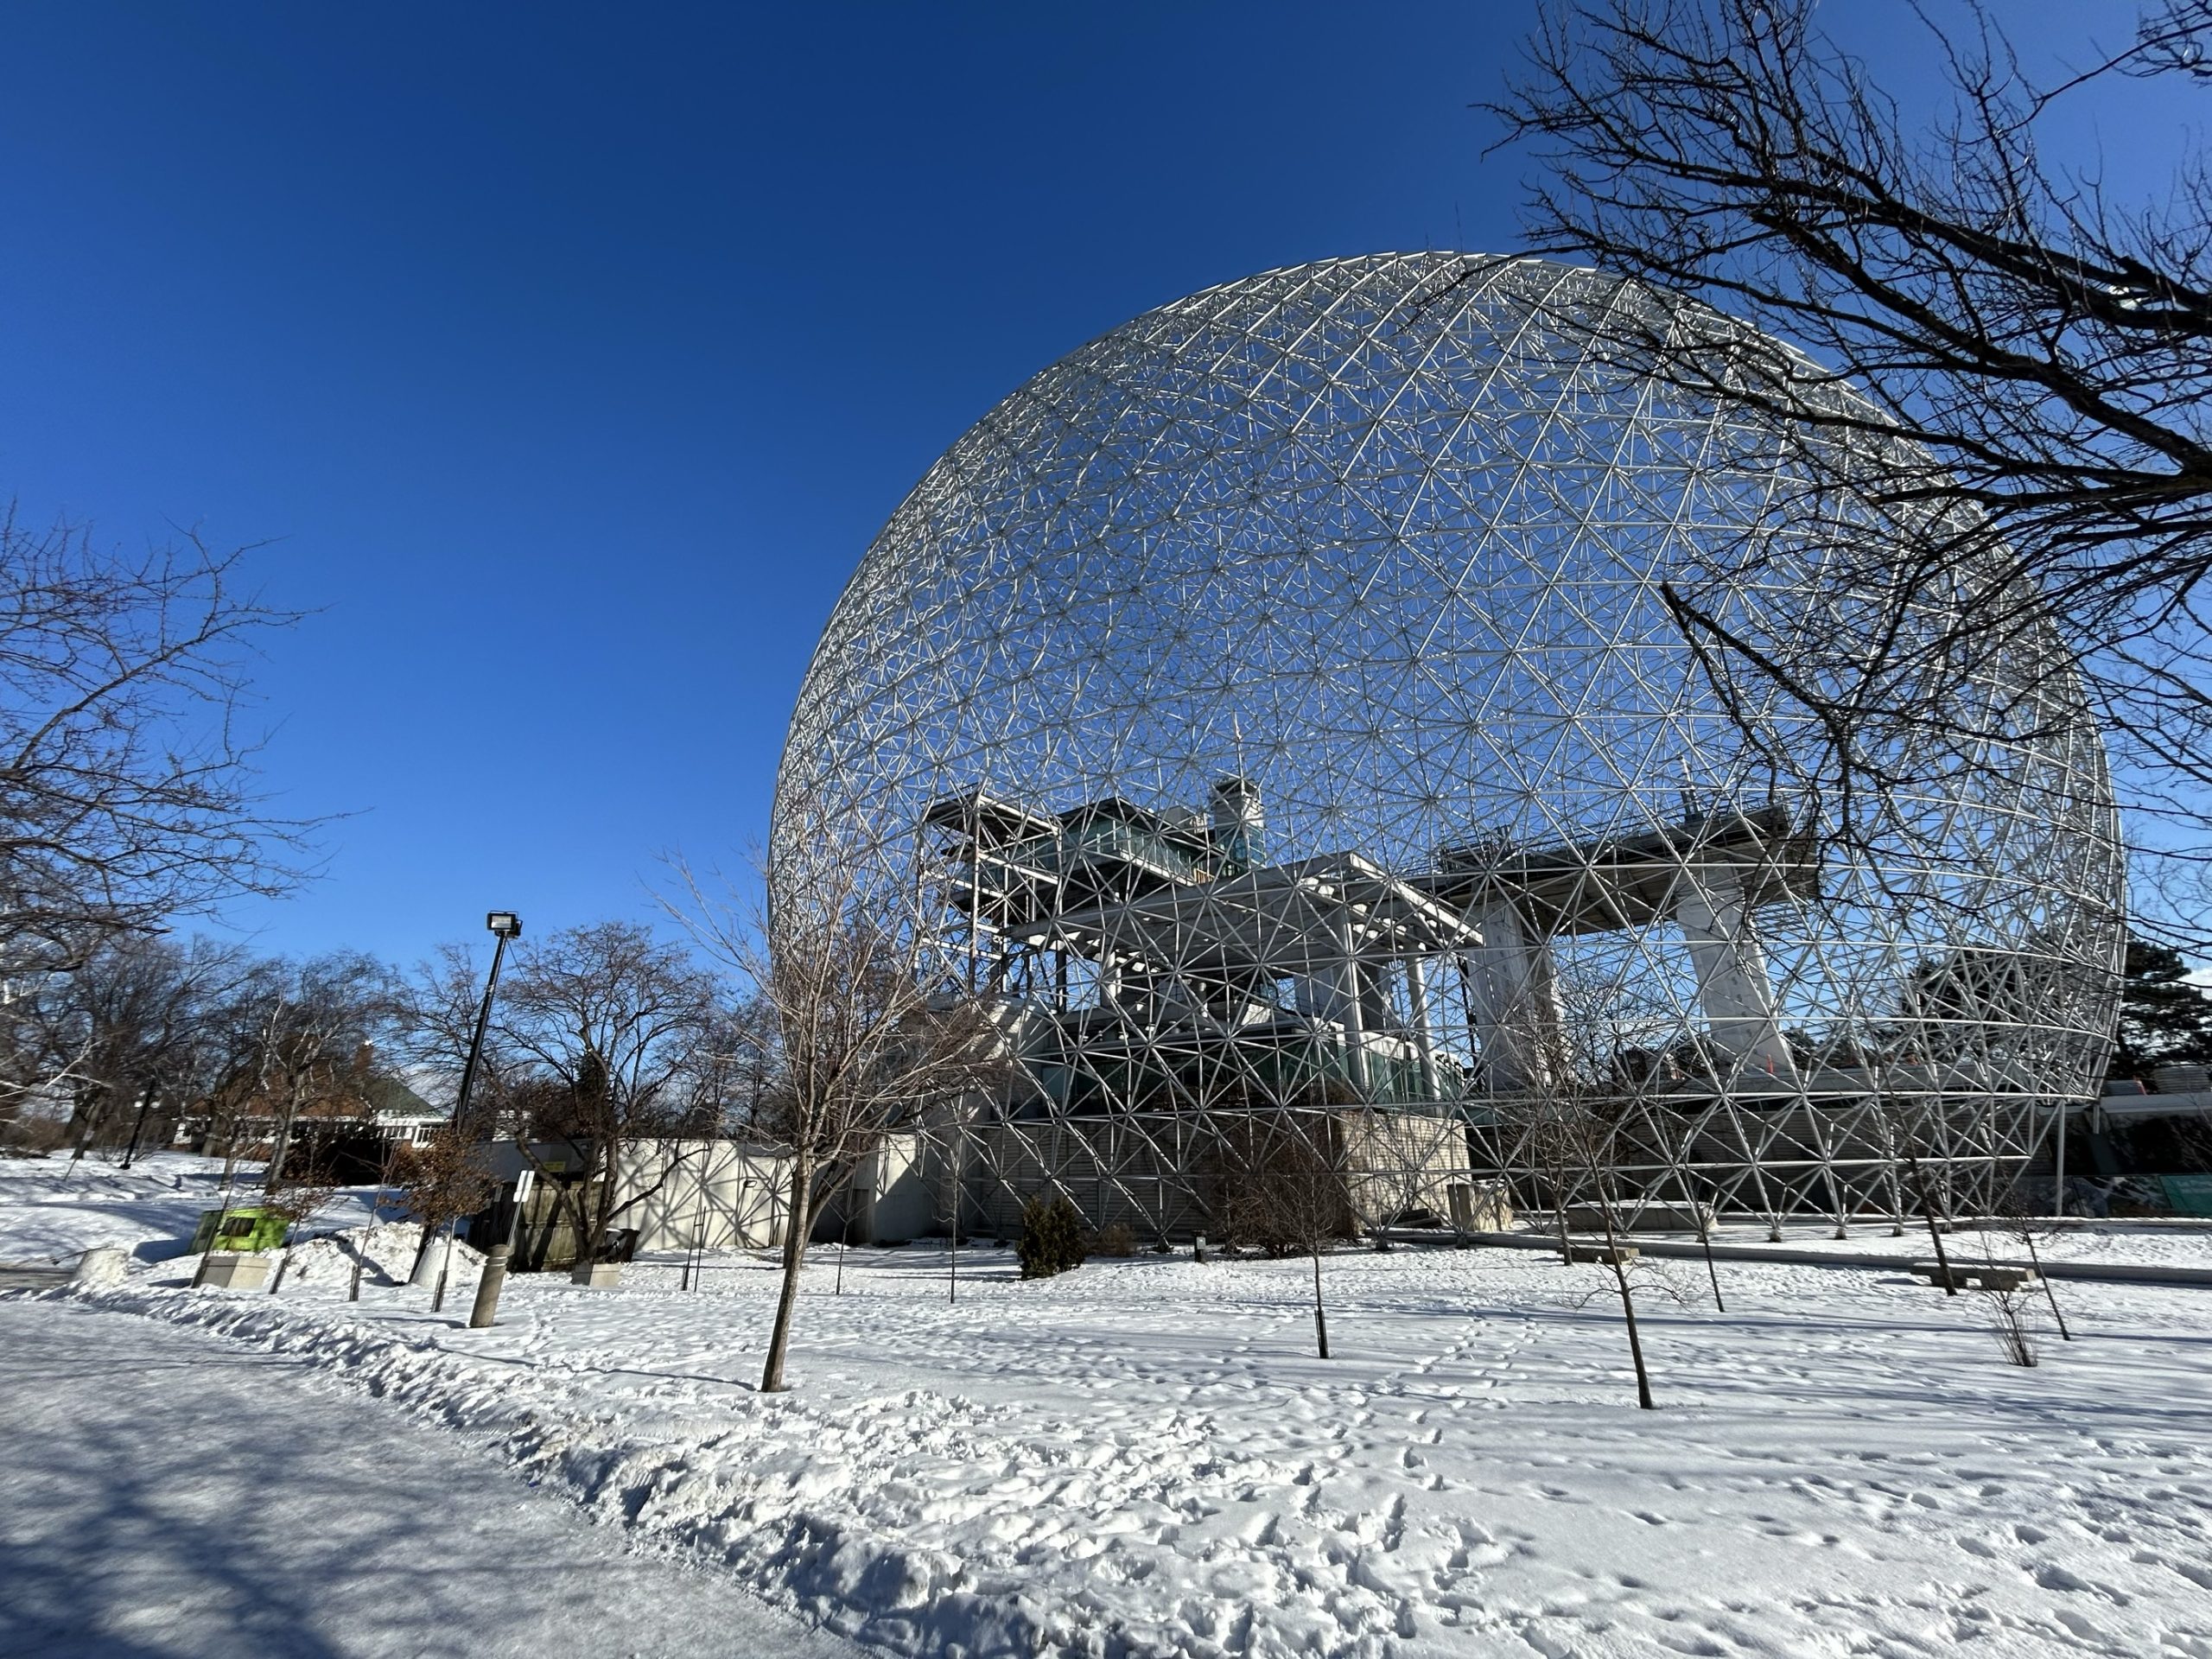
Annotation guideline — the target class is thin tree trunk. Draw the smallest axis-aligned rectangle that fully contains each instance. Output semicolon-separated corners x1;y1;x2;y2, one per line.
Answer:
119;1088;156;1171
1597;1200;1655;1409
683;1208;704;1293
948;1128;962;1305
760;1153;814;1394
2022;1231;2071;1340
66;1094;109;1176
581;1136;611;1267
264;1089;302;1195
1311;1243;1329;1359
1697;1213;1726;1314
1910;1158;1957;1294
1611;1255;1656;1409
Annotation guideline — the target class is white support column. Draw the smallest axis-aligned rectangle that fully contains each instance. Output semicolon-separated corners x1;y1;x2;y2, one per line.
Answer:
1406;953;1440;1102
1462;901;1562;1090
1338;942;1370;1095
1674;865;1796;1079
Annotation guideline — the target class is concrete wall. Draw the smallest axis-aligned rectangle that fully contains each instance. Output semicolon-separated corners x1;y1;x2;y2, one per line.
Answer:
1338;1107;1483;1230
809;1133;938;1244
966;1115;1217;1243
962;1107;1489;1243
608;1140;794;1252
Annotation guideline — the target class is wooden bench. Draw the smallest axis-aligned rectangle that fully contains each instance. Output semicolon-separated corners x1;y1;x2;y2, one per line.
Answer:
1910;1261;2038;1292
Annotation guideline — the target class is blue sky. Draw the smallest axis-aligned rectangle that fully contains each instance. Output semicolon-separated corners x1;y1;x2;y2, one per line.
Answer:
0;2;2190;966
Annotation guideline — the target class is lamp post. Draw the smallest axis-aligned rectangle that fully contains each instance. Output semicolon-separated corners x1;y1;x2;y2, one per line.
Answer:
419;912;522;1305
118;1085;156;1171
458;912;523;1140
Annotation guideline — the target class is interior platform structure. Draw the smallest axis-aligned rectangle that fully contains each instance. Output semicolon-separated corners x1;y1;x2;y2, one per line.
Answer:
920;779;2087;1241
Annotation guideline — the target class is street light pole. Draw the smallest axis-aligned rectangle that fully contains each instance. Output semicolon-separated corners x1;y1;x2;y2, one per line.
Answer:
456;913;522;1141
417;912;522;1300
118;1084;156;1171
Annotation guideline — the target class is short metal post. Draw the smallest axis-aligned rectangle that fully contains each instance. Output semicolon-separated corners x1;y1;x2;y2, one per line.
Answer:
468;1243;512;1329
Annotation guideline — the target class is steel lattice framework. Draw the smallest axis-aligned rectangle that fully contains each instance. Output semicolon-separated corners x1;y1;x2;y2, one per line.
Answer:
773;253;2126;1241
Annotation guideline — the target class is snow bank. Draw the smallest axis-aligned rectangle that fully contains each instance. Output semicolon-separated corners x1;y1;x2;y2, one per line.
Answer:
274;1223;481;1288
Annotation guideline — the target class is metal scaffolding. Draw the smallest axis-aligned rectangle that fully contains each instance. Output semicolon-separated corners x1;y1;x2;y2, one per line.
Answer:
773;253;2126;1239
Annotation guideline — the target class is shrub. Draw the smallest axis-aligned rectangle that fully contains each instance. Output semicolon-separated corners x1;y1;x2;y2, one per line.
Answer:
1094;1221;1135;1258
1017;1196;1087;1279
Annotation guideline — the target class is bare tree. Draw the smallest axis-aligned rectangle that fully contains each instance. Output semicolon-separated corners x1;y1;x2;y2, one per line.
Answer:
263;1153;341;1295
1959;1222;2049;1363
1981;1276;2043;1367
1515;1084;1662;1409
0;509;311;984
1221;1109;1354;1359
390;1131;499;1266
198;952;396;1195
1987;1184;2075;1341
2;932;249;1161
493;921;722;1273
664;837;1006;1395
1500;955;1672;1408
395;943;513;1134
1496;0;2212;929
1884;1097;1964;1296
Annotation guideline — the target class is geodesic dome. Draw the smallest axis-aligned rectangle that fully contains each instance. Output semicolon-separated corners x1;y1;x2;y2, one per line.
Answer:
775;252;2124;1235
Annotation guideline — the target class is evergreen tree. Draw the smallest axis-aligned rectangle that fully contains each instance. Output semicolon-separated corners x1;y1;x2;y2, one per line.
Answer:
2113;938;2212;1079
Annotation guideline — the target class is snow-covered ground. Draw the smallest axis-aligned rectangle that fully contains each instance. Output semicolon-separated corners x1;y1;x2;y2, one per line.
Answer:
0;1148;383;1264
0;1295;861;1658
1689;1217;2212;1274
7;1152;2212;1657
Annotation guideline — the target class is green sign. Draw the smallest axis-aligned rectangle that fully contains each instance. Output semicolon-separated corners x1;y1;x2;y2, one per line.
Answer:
189;1206;290;1253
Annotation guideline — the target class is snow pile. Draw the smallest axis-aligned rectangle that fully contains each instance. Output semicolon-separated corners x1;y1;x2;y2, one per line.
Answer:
60;1236;2212;1659
275;1223;480;1288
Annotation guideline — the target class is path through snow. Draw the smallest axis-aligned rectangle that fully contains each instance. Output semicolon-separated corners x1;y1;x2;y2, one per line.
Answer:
0;1296;860;1658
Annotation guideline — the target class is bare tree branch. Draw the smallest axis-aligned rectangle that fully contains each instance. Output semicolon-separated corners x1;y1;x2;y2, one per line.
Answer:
1494;0;2212;939
0;507;316;973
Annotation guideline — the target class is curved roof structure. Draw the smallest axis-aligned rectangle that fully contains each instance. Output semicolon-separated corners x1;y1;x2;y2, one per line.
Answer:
776;253;2124;1232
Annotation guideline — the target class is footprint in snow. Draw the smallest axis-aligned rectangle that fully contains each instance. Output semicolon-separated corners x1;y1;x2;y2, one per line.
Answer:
2052;1608;2107;1642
